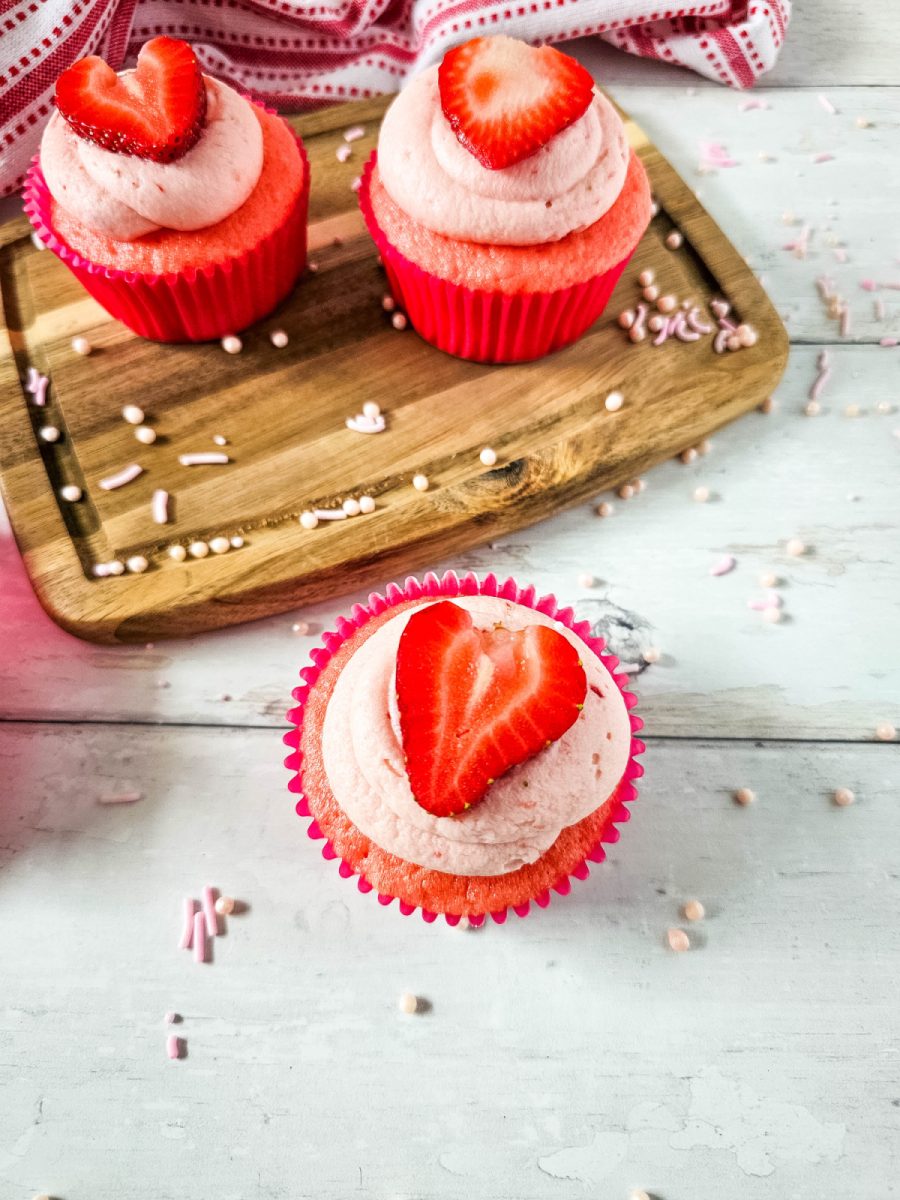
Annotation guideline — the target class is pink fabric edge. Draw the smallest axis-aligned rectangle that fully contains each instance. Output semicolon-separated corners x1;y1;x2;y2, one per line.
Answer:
283;570;645;926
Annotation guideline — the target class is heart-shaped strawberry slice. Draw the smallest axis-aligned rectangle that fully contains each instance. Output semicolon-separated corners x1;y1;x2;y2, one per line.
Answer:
55;37;207;163
438;36;595;170
396;600;588;817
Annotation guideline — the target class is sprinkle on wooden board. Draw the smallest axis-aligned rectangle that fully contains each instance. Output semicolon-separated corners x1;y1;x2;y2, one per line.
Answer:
343;124;365;142
39;424;61;443
25;367;49;406
122;404;144;425
71;335;92;356
178;452;230;467
99;463;143;490
60;484;82;502
151;489;170;525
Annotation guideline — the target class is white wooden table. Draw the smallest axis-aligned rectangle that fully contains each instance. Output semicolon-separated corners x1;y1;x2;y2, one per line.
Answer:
2;10;899;1198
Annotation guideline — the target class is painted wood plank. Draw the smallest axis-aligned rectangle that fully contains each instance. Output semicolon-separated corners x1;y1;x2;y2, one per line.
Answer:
570;4;900;88
1;345;896;740
0;724;896;1199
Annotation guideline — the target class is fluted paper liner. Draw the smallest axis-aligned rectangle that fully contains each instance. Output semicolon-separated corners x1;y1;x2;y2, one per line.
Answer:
284;571;644;926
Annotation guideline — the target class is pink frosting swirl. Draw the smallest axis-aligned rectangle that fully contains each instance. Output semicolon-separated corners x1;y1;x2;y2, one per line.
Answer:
377;66;629;246
40;77;263;242
321;597;632;876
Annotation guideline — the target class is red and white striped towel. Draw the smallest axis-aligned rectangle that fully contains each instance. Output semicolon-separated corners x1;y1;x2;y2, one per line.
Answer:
0;0;790;197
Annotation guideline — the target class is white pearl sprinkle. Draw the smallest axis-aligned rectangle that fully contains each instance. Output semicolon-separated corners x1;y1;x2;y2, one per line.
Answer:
758;571;778;588
215;895;236;915
786;537;806;556
833;787;855;807
875;401;892;414
855;115;872;128
122;404;144;425
805;400;821;416
630;1191;652;1200
734;787;755;806
693;485;710;502
605;391;624;412
359;495;376;514
875;721;896;742
666;231;684;250
617;309;635;329
412;473;429;492
647;314;665;333
168;544;187;562
211;436;228;449
188;541;209;559
479;446;497;466
657;294;677;314
126;555;148;574
844;403;861;418
618;483;635;500
595;501;614;517
577;572;596;589
633;478;646;493
221;335;242;355
726;334;742;352
398;992;418;1014
642;646;661;664
382;294;396;312
71;335;92;356
107;560;125;576
270;329;289;348
682;899;705;921
39;425;60;442
759;396;775;414
342;497;362;517
391;312;408;331
762;606;783;623
60;484;82;502
134;425;156;445
209;536;231;554
667;928;690;952
638;269;655;287
299;511;319;530
650;200;659;216
628;326;646;343
362;401;381;419
292;621;310;635
698;438;712;455
679;448;698;464
230;535;244;548
642;284;659;302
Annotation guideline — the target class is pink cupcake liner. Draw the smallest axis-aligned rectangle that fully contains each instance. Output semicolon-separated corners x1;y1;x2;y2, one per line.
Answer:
283;570;645;926
22;121;309;343
359;153;634;364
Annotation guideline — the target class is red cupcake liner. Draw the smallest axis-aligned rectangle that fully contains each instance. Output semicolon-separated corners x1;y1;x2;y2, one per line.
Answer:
22;124;309;343
359;153;633;364
283;570;645;926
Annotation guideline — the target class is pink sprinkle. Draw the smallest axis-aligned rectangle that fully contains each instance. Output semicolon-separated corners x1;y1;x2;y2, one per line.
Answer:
193;910;207;964
166;1035;182;1060
165;1011;178;1024
818;94;837;115
813;152;835;164
686;307;712;335
25;367;49;406
343;125;365;142
99;463;143;491
710;298;730;320
202;885;219;938
699;140;739;168
859;279;878;292
336;143;351;163
631;303;648;337
833;247;847;263
710;554;737;577
740;97;769;111
151;489;170;525
880;337;898;347
179;897;195;951
840;305;852;337
350;176;362;193
880;281;900;290
809;351;831;401
747;598;768;611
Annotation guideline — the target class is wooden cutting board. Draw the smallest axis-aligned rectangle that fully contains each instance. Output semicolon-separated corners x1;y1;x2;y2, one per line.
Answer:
0;96;787;643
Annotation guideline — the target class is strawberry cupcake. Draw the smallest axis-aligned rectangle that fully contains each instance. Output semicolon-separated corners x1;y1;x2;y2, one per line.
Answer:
23;37;309;342
359;36;652;363
284;572;644;925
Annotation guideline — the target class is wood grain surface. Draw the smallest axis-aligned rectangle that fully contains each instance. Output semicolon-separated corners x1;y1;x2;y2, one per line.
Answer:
0;97;787;643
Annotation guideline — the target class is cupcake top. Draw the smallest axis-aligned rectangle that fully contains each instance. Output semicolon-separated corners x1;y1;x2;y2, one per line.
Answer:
321;596;632;876
377;36;630;246
40;37;264;241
